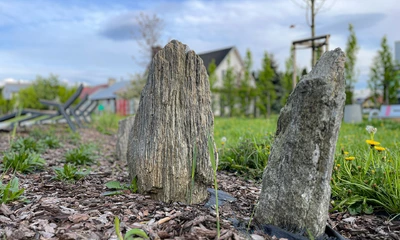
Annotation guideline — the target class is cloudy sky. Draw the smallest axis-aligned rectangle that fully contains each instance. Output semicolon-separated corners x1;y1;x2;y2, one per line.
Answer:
0;0;399;91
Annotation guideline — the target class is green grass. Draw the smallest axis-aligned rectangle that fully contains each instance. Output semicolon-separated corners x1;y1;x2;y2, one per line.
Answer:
214;117;400;215
91;112;125;135
214;117;277;149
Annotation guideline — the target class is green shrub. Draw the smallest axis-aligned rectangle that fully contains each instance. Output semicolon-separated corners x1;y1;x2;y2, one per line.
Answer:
0;177;25;204
2;150;46;173
11;137;47;153
54;163;90;182
65;144;97;165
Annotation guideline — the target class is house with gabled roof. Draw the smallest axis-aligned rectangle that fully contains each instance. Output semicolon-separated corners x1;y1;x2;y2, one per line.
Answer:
89;80;134;115
199;46;256;116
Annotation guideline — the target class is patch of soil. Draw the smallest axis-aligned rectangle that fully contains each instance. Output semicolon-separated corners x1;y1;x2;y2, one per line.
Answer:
0;126;399;239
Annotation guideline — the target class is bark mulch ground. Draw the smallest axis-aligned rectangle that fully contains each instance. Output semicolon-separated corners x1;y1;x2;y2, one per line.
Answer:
0;126;399;240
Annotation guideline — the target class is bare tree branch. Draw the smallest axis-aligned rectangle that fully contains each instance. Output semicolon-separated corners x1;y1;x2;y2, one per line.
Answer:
132;12;165;67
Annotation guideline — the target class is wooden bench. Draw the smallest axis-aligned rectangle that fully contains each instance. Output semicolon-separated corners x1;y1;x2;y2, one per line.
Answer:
368;105;400;121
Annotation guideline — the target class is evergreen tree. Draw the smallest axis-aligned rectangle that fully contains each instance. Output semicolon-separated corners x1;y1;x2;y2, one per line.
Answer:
257;52;276;118
281;56;294;106
344;24;359;104
268;54;283;112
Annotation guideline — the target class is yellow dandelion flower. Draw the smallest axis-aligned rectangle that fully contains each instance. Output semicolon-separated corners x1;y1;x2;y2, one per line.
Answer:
374;146;385;152
366;140;380;146
344;151;349;155
345;156;355;161
336;164;341;167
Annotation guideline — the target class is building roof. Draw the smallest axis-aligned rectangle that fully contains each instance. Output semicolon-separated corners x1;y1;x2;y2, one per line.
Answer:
80;84;108;99
2;83;32;100
199;47;233;71
89;81;131;101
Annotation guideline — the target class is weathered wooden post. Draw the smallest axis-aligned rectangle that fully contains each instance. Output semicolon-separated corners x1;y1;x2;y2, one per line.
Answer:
255;48;346;238
127;40;214;204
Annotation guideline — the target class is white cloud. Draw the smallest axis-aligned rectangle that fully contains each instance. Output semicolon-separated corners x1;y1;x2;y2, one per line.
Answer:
0;0;398;91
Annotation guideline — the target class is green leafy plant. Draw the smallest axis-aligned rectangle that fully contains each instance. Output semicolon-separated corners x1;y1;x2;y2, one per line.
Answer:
188;143;197;204
208;133;220;239
331;124;400;214
218;135;272;179
102;178;138;196
42;136;61;149
65;131;81;145
0;177;25;204
11;136;47;153
65;144;97;165
53;163;90;182
114;216;149;240
2;150;46;173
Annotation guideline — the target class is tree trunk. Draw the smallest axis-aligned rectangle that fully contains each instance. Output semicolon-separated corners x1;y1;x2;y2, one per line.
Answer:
311;0;316;66
127;40;214;204
254;48;346;238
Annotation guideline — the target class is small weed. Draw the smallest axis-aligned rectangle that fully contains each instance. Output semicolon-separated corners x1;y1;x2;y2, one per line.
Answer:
54;163;90;182
65;144;97;165
65;131;81;145
29;127;51;139
114;216;149;240
102;178;138;196
2;150;46;173
11;137;47;153
208;133;220;239
42;136;61;149
0;177;25;204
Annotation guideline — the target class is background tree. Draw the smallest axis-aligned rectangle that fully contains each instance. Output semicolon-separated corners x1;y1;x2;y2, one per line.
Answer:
368;36;400;104
368;56;381;107
268;55;283;113
256;52;276;118
221;58;237;117
117;73;148;100
133;12;165;67
292;0;333;65
281;56;294;106
207;60;218;113
19;75;78;109
344;24;359;104
238;49;253;116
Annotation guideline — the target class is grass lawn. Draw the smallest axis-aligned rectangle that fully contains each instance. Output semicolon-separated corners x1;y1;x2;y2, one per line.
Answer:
215;116;400;216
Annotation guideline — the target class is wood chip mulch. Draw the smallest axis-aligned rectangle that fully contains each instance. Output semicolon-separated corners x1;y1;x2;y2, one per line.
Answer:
0;126;399;240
